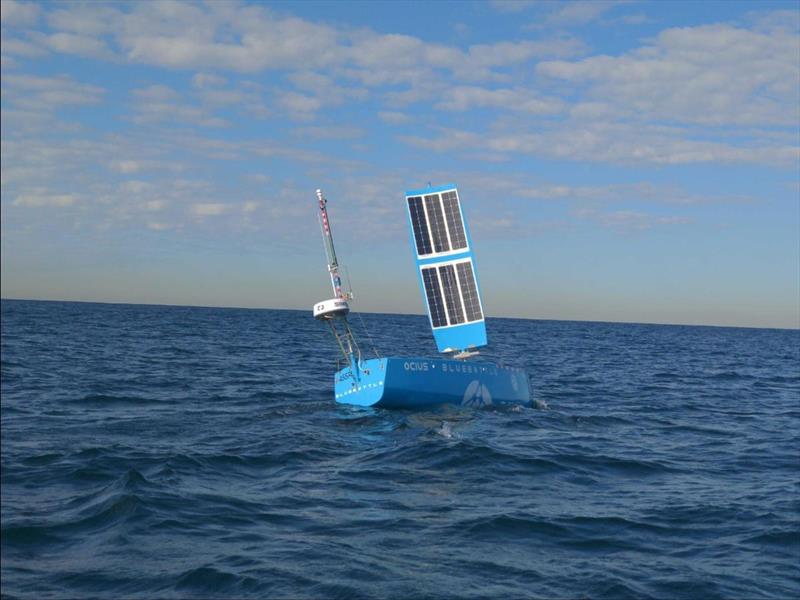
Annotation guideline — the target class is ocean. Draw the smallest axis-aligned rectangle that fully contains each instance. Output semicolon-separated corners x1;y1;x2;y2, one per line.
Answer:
1;299;798;599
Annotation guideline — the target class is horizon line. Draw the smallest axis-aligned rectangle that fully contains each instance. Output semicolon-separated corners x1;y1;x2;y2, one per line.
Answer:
1;297;797;332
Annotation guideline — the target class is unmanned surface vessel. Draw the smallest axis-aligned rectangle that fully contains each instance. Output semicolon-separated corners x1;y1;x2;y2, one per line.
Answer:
313;185;530;408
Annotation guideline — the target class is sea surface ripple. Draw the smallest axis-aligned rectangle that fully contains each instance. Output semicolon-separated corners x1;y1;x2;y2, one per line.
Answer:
1;300;799;599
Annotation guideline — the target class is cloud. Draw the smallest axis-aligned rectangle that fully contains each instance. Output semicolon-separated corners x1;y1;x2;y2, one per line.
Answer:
1;74;105;111
146;221;171;230
491;0;633;27
277;91;323;119
191;203;228;216
118;180;152;194
543;1;631;27
30;31;112;59
118;3;343;73
401;122;800;166
747;9;800;35
571;208;692;232
130;84;228;127
537;23;800;126
1;37;48;58
111;160;146;174
12;192;77;207
488;0;538;13
0;0;41;26
12;1;584;93
45;3;120;35
378;111;412;125
291;125;365;140
192;72;227;88
143;200;165;211
435;85;564;114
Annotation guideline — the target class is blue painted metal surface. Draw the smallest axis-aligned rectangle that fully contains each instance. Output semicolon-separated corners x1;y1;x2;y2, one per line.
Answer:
334;357;530;408
404;184;487;353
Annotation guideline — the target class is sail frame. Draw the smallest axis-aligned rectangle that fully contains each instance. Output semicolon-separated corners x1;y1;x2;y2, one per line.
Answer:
405;184;487;353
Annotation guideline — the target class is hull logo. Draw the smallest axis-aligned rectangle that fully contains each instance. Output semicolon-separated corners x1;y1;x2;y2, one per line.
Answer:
404;361;429;372
462;380;492;407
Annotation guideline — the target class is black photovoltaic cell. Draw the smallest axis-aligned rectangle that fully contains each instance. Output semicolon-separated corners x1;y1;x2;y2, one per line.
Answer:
424;194;450;253
441;190;467;250
438;264;465;325
422;267;447;327
407;196;432;255
456;261;482;322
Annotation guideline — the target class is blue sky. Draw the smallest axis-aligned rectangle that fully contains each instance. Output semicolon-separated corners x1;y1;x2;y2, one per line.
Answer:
1;0;798;328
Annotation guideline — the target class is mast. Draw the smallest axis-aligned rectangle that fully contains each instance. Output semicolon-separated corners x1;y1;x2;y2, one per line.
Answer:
313;189;362;378
317;189;348;300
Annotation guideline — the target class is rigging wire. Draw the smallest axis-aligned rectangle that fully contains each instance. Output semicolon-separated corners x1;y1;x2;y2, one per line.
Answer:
355;310;381;359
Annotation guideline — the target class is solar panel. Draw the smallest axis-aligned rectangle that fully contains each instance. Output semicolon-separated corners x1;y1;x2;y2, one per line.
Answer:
407;184;486;351
421;267;447;327
407;196;432;256
407;188;469;258
438;264;465;325
441;190;467;250
424;194;450;253
456;261;482;322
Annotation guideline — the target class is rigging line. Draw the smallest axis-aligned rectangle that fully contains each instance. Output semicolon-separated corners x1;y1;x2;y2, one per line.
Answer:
355;310;381;359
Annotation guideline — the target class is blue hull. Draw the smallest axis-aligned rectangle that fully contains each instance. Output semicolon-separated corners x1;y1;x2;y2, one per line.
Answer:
334;357;530;408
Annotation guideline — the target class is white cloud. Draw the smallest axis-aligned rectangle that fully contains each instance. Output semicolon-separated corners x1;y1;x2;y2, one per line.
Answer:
12;193;77;207
31;31;112;59
537;23;800;126
291;125;365;140
13;1;584;92
748;9;800;35
143;200;165;211
111;160;145;174
401;122;800;166
46;4;120;35
130;84;228;127
543;1;631;27
0;0;41;26
133;84;179;102
192;72;227;88
1;74;105;110
119;180;152;194
277;91;323;119
572;208;692;232
1;37;47;58
191;203;227;216
436;86;564;114
488;1;538;14
118;3;342;73
378;111;412;125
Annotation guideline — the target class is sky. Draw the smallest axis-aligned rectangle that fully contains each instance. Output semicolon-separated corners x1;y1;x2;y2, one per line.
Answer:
1;0;798;329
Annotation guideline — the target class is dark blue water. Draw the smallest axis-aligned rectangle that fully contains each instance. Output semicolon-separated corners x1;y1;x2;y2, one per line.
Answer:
1;299;798;599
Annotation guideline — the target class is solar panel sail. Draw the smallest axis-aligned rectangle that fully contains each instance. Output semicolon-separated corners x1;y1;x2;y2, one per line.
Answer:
406;184;487;353
406;188;469;259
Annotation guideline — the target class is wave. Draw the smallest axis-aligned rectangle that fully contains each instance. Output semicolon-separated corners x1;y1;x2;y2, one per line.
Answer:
65;394;170;407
